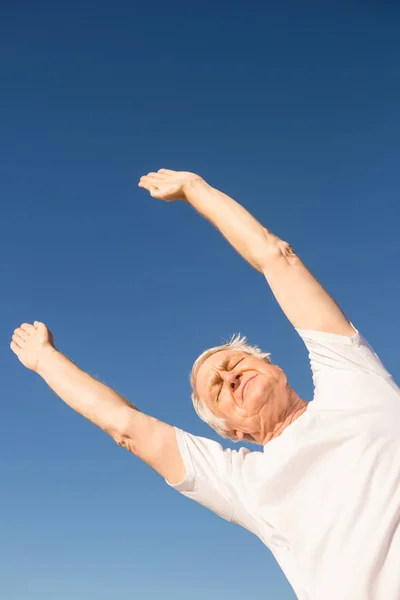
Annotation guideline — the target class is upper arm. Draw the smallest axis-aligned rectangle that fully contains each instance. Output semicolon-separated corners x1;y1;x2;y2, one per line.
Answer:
117;412;248;523
115;409;186;484
166;430;248;523
262;234;355;336
297;327;398;409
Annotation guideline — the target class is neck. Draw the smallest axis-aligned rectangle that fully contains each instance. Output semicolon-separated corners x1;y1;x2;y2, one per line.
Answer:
258;390;308;446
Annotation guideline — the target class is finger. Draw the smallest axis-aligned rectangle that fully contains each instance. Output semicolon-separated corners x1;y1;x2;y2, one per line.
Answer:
139;176;157;187
139;178;160;193
158;169;174;176
149;186;159;196
10;341;20;355
146;172;165;179
20;323;35;335
34;321;48;336
15;327;29;341
140;175;162;184
12;333;25;347
138;181;154;192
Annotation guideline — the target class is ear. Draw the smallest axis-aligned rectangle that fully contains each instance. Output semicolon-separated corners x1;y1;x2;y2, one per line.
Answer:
234;430;245;441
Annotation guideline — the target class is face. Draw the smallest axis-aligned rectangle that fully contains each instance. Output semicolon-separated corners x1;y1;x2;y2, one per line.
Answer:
196;349;290;442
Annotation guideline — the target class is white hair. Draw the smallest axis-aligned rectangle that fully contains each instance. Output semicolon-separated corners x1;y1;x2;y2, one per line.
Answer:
190;334;271;443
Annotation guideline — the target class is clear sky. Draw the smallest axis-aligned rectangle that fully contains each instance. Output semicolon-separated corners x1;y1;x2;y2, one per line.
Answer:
1;1;399;599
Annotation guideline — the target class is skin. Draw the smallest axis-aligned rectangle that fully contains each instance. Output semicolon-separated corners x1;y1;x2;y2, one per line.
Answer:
11;168;354;486
195;349;307;444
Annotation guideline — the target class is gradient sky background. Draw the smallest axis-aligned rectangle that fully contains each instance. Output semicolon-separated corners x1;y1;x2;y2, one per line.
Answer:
1;1;399;599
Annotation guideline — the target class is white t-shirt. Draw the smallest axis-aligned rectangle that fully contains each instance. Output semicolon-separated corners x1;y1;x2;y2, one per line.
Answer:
168;328;400;600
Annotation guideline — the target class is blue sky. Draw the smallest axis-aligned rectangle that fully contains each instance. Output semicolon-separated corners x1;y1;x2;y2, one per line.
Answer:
1;1;399;599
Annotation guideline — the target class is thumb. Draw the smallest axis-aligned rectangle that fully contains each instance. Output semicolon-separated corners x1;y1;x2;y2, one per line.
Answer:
34;321;47;333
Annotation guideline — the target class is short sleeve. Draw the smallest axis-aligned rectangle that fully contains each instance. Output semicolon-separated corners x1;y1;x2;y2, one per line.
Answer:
296;326;398;409
296;326;392;380
165;427;249;522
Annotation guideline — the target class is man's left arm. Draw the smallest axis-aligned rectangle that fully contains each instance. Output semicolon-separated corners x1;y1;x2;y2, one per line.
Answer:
138;170;351;336
181;178;353;335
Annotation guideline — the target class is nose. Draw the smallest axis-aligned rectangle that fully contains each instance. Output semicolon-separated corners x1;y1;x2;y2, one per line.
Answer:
224;371;241;391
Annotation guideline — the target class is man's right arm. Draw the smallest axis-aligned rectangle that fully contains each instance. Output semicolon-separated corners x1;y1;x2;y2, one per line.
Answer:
11;322;186;485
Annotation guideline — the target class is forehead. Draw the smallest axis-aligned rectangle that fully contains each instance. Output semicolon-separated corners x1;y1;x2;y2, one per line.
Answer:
196;349;244;394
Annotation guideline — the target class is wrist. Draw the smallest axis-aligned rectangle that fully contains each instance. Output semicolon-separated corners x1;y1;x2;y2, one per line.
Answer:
36;344;59;377
182;176;209;201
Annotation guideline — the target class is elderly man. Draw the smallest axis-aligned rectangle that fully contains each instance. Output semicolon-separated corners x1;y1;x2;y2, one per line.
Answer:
11;170;400;600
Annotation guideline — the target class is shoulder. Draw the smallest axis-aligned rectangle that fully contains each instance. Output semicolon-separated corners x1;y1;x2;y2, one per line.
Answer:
296;325;392;379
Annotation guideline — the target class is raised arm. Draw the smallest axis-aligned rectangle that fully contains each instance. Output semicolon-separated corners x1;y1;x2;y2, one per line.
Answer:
10;322;186;484
139;169;354;335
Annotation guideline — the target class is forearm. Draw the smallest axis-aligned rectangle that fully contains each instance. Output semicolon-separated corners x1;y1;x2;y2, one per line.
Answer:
138;168;353;335
184;179;277;271
183;177;352;334
37;346;135;439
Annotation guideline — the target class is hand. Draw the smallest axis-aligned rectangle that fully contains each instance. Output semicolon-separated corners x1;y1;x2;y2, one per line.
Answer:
10;321;55;373
138;169;204;202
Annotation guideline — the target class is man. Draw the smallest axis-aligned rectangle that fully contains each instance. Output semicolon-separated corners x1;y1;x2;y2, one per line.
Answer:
11;169;400;600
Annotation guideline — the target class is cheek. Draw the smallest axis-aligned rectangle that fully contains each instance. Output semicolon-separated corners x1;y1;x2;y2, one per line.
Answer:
245;374;273;410
251;374;270;397
218;395;242;424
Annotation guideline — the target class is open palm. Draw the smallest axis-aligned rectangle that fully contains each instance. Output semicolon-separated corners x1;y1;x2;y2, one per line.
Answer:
138;169;202;201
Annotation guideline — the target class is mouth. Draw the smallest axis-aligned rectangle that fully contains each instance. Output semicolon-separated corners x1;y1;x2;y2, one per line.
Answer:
241;375;256;401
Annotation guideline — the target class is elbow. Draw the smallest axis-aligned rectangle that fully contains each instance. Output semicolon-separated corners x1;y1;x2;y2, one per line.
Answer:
106;406;138;454
113;432;136;453
249;229;279;272
259;232;299;272
257;230;297;273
